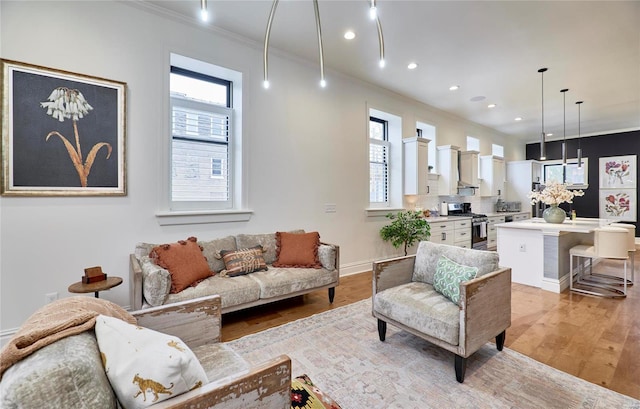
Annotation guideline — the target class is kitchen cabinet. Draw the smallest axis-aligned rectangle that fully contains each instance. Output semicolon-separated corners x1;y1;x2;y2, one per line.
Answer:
436;145;460;196
459;150;479;188
506;160;542;205
403;137;437;196
479;155;505;197
428;218;471;248
487;215;505;250
513;212;530;221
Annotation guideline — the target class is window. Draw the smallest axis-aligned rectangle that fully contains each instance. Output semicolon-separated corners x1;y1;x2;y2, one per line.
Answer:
170;66;233;209
466;136;480;151
367;108;402;212
543;158;589;187
369;117;389;204
492;144;504;158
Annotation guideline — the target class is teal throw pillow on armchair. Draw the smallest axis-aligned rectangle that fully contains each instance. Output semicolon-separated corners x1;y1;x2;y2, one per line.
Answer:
433;255;478;305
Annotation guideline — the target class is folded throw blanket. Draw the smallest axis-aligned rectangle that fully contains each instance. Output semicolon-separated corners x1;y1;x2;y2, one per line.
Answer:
0;296;135;379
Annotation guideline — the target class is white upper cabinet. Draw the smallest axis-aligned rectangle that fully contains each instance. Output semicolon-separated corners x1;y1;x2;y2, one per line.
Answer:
479;155;505;197
403;137;436;196
437;145;460;196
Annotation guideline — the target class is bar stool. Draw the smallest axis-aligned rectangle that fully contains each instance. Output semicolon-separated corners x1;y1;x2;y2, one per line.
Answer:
579;223;635;287
569;226;629;298
609;222;635;284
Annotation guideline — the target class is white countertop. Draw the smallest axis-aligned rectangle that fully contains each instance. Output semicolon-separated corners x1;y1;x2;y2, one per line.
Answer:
423;216;472;222
485;211;529;217
496;217;614;233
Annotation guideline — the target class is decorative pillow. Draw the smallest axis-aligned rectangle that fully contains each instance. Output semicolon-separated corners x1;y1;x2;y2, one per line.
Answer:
291;374;342;409
318;244;336;270
433;255;479;305
140;256;171;307
95;315;208;409
199;236;238;273
219;245;268;277
150;237;212;294
273;231;322;268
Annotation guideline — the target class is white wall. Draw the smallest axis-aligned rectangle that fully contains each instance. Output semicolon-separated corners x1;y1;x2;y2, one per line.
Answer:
0;1;522;336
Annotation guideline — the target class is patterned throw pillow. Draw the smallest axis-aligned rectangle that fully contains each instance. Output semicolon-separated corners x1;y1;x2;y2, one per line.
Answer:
150;237;212;294
219;245;268;277
95;315;208;409
291;374;342;409
433;255;478;305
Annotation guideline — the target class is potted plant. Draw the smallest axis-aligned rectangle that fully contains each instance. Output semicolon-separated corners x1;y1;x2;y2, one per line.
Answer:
380;210;431;256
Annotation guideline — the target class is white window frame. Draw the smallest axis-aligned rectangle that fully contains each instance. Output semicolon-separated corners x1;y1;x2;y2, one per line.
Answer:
366;107;403;216
466;136;480;151
156;53;251;225
492;143;504;158
417;121;436;171
543;158;589;189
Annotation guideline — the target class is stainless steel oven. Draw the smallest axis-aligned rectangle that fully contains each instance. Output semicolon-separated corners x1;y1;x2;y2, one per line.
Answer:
447;203;488;250
471;216;489;250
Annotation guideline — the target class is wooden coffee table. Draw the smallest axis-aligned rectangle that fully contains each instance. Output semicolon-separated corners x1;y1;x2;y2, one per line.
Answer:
68;276;123;298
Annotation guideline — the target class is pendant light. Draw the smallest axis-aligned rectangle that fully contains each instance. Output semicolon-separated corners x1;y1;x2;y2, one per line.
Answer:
576;101;584;168
538;68;548;160
560;88;569;168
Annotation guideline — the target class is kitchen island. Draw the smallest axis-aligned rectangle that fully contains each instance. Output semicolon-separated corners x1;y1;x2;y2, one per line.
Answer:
496;217;613;292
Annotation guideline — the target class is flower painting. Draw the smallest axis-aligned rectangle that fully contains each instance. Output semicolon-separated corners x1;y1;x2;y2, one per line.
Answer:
599;189;636;221
599;155;636;188
1;59;126;196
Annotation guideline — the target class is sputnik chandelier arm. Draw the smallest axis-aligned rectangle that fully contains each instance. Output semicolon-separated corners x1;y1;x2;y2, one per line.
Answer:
376;15;385;68
313;0;326;87
263;0;279;89
262;0;385;89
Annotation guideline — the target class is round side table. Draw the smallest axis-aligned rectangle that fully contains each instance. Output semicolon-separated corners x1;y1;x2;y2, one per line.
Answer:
68;276;123;298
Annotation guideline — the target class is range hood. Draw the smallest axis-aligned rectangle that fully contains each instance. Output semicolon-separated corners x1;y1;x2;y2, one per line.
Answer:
457;150;479;190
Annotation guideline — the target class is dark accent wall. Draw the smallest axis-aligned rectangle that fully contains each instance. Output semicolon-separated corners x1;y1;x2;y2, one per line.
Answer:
526;130;640;236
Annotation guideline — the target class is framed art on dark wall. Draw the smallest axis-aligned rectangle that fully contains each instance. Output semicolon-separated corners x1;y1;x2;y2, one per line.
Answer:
1;59;126;196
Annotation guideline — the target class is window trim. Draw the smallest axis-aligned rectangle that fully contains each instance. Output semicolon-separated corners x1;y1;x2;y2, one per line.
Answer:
156;53;250;225
369;116;390;205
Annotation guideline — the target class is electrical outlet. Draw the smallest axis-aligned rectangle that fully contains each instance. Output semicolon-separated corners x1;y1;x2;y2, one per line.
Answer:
324;203;337;213
519;244;526;252
45;292;58;304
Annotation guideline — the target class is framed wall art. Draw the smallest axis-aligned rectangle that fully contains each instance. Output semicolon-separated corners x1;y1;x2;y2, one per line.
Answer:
1;59;126;196
598;155;636;221
599;155;635;189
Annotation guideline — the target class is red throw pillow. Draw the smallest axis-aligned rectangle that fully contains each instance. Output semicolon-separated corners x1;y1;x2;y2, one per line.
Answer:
273;231;322;268
150;237;212;293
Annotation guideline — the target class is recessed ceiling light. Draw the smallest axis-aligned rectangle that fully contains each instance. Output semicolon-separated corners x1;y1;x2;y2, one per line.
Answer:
514;117;522;121
547;133;553;137
449;85;460;91
407;62;418;70
344;31;356;40
487;103;496;108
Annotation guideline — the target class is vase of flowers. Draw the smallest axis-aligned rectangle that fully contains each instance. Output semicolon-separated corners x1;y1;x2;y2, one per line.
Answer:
528;181;584;224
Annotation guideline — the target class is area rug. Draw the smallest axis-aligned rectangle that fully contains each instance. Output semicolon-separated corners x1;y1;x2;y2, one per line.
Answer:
227;299;640;409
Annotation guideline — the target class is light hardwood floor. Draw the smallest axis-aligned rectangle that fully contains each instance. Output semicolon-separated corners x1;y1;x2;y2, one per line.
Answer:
222;259;640;400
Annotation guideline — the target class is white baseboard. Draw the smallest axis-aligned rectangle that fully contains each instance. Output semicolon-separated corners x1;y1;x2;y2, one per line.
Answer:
339;260;375;277
1;328;18;348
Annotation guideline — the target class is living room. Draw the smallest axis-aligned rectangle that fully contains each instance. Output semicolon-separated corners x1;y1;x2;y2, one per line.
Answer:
1;1;639;407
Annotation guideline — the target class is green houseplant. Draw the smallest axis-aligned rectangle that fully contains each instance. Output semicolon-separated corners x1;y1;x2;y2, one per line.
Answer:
380;210;431;256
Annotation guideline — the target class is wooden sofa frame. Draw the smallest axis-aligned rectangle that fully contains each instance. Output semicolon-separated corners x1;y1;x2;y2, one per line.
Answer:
132;295;291;409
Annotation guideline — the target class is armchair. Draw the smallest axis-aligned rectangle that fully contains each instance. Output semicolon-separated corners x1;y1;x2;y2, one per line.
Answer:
372;241;511;383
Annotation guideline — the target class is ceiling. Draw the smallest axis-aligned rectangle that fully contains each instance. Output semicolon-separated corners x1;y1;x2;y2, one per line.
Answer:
141;0;640;142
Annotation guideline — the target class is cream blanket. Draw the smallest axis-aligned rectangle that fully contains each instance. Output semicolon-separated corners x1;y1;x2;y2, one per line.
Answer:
0;296;135;379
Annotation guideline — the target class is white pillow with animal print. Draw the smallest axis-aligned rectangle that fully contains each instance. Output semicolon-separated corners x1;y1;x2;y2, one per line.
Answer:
94;315;208;409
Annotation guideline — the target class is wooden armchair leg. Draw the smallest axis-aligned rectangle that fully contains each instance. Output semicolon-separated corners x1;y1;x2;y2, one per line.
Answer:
377;319;387;342
328;287;335;303
496;330;506;351
455;355;467;383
